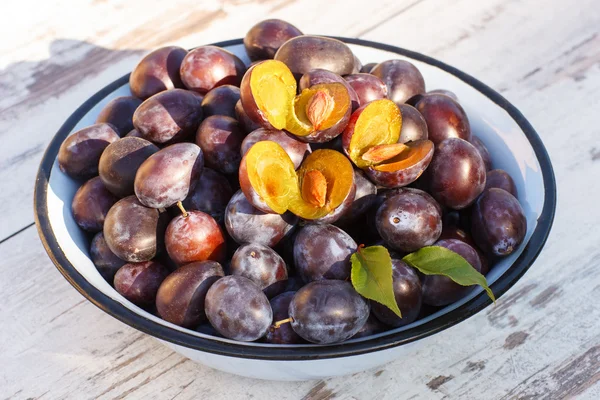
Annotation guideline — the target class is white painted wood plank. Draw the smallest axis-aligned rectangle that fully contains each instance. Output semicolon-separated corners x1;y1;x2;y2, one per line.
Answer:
1;0;599;398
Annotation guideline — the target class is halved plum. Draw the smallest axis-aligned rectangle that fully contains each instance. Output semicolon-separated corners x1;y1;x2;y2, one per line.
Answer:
365;140;434;188
239;141;355;220
239;60;351;142
342;99;433;188
299;69;360;111
240;128;311;169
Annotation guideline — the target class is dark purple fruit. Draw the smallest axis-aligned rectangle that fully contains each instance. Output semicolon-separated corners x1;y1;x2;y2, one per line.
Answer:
230;243;288;298
195;115;245;175
58;123;120;180
428;89;458;101
485;169;517;197
275;36;355;78
129;46;188;99
133;89;203;144
293;224;357;283
422;239;483;306
371;260;422;327
371;60;425;105
376;189;442;253
95;96;143;136
114;261;170;307
351;313;387;339
244;19;303;61
335;169;377;226
201;85;240;119
472;188;526;256
264;292;303;344
235;99;262;133
156;260;224;327
180;46;246;94
103;196;168;262
470;136;492;171
72;177;118;232
415;94;471;145
99;137;159;198
344;73;388;106
225;190;298;247
360;62;377;73
182;168;233;223
90;232;126;282
428;137;486;209
289;280;369;344
398;104;428;143
134;143;204;209
205;275;272;341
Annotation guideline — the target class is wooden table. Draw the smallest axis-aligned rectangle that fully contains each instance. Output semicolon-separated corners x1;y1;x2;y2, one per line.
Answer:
1;0;598;398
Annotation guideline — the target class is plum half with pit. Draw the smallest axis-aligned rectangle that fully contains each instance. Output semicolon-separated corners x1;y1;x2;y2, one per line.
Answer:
239;142;355;221
342;99;434;188
299;69;360;111
240;60;352;142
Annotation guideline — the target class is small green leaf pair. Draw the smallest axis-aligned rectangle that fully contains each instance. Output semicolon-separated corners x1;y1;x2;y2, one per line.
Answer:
350;245;495;318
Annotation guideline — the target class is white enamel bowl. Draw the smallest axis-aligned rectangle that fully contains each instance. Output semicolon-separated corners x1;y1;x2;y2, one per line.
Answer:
34;38;556;381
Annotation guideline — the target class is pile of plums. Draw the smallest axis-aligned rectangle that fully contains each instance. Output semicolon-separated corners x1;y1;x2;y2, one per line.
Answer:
60;19;527;345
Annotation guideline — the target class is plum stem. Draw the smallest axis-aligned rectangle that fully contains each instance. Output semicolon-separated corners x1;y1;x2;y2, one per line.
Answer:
270;317;294;331
177;201;188;217
158;207;167;213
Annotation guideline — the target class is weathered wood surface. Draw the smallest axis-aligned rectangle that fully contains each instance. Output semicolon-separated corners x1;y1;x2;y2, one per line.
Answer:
1;0;599;398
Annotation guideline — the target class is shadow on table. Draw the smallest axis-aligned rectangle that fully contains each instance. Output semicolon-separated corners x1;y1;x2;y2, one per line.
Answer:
0;39;147;112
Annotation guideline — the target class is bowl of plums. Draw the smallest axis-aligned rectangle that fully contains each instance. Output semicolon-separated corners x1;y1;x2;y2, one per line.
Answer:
34;19;556;381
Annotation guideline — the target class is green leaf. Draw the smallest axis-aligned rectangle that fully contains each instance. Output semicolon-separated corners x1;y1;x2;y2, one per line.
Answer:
351;245;402;318
403;246;496;302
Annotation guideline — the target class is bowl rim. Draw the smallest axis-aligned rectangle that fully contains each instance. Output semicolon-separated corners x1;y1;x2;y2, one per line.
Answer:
34;37;556;361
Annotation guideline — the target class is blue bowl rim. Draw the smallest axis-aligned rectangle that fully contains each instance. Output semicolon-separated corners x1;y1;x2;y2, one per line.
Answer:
33;37;557;361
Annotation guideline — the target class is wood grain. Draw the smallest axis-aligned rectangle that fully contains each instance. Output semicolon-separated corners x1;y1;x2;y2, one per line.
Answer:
1;0;599;398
